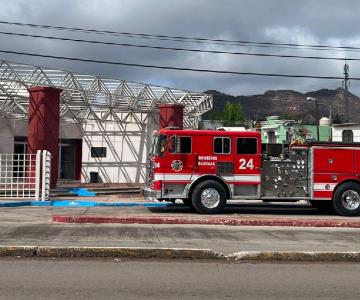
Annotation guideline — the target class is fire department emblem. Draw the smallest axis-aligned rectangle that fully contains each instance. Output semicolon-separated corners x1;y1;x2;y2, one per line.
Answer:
171;160;183;172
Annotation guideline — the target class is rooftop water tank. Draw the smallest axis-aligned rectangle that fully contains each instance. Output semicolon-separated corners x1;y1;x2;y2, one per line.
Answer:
319;117;330;126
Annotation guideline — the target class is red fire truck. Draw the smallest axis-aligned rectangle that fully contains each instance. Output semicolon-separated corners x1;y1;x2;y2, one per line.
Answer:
144;127;360;216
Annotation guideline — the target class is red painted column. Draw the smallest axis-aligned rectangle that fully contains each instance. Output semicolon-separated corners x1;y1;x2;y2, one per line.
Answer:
27;86;62;188
158;103;184;129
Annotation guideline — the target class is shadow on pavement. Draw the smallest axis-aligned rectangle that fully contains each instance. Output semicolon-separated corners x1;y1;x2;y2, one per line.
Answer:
147;203;334;217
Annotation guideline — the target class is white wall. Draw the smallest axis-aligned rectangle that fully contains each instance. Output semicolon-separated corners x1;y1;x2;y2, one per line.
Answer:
332;125;360;142
81;111;159;184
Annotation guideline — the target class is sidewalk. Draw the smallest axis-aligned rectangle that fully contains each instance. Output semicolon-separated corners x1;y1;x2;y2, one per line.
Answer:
1;198;360;261
0;200;359;225
1;222;360;257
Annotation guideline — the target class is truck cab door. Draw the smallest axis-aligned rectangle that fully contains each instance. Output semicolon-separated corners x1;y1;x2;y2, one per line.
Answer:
163;135;195;182
232;137;261;198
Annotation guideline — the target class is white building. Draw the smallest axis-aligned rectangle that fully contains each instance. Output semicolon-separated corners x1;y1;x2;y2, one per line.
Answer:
0;61;212;185
332;123;360;142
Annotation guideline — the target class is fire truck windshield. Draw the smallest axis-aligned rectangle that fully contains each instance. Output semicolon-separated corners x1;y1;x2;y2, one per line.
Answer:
150;134;167;156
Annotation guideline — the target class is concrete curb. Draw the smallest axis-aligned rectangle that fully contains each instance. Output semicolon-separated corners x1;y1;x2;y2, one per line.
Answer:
0;246;360;262
0;246;220;259
0;246;38;257
52;215;360;228
225;251;360;262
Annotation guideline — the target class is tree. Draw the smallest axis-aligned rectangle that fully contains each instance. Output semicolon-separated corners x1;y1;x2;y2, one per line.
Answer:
333;113;342;124
221;102;247;126
280;112;298;121
208;110;223;121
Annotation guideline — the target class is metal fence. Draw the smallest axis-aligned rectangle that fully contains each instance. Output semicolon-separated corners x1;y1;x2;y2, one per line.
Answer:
0;150;51;201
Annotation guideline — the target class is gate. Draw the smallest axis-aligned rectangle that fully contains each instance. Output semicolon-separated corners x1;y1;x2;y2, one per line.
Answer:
0;150;51;201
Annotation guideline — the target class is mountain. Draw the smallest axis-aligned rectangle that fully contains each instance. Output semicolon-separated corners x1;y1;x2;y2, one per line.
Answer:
204;88;360;124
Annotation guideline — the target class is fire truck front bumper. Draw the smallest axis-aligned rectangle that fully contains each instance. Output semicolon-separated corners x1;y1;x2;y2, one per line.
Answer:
143;186;162;200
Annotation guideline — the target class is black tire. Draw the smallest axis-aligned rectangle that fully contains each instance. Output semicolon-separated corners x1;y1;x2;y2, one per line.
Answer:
309;200;333;213
182;198;193;207
191;180;227;214
333;182;360;216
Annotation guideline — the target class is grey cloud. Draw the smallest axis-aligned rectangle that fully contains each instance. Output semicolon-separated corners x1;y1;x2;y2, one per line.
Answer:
0;0;359;95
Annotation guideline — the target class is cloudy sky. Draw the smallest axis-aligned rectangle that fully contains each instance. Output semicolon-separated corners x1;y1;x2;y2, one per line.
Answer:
0;0;359;95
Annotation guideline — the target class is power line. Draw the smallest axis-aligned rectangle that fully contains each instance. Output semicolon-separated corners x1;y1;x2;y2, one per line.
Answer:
0;30;358;62
0;19;359;52
0;48;357;80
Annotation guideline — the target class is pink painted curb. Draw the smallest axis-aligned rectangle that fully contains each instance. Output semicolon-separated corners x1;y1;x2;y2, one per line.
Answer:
52;215;360;228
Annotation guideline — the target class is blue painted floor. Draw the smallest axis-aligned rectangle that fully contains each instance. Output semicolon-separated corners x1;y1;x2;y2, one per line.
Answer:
0;200;178;208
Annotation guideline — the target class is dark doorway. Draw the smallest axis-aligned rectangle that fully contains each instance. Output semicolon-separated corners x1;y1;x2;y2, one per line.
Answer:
59;140;76;180
268;131;277;144
13;137;27;178
13;137;27;179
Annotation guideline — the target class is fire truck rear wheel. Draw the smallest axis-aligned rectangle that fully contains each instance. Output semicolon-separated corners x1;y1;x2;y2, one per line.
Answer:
191;180;227;214
333;182;360;216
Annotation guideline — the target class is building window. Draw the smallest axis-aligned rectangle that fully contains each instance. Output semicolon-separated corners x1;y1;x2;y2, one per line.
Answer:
91;147;107;158
214;137;231;154
237;138;257;154
342;130;354;142
168;136;192;154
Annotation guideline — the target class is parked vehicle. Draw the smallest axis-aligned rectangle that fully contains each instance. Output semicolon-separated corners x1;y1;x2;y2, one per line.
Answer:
144;127;360;216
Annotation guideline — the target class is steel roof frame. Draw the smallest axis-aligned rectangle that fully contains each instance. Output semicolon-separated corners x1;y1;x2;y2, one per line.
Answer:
0;60;212;128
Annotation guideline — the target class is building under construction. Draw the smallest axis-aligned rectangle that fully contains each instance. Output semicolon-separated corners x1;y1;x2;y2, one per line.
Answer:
0;61;212;187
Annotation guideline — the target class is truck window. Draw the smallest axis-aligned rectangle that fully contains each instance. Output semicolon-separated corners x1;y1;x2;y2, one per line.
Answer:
237;138;257;154
169;136;192;154
214;137;231;154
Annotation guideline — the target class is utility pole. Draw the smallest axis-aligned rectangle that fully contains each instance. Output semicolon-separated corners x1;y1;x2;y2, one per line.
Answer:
307;97;320;140
343;63;350;123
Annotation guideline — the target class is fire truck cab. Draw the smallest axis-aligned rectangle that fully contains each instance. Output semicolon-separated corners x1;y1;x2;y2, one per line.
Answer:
144;128;360;216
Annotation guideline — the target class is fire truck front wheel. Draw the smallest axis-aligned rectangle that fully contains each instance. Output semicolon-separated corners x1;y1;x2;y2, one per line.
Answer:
191;180;227;214
333;182;360;216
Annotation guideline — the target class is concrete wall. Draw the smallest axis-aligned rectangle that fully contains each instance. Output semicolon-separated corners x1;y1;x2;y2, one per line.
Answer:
0;119;22;153
199;120;224;130
59;122;83;140
332;124;360;142
81;112;159;184
0;118;82;154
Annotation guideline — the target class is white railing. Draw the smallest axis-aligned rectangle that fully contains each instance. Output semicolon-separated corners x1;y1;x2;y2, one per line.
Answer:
0;150;51;201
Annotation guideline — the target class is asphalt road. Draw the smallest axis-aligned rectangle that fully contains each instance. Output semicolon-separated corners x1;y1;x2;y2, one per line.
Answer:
0;259;359;299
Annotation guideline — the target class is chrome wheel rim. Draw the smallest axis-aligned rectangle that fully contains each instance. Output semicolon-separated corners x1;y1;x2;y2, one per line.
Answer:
341;190;360;210
200;188;220;209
